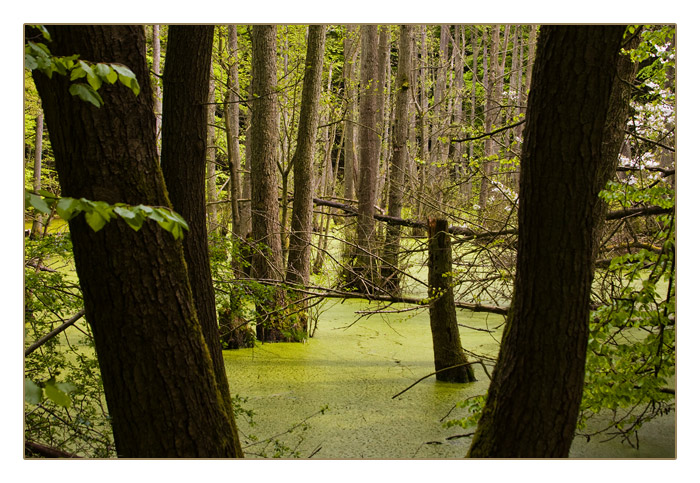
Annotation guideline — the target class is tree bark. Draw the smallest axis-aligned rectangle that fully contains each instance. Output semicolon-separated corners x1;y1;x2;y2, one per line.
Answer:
428;218;476;383
224;25;242;237
160;25;237;416
348;25;381;293
380;25;412;295
152;25;162;157
31;25;242;458
250;25;287;341
343;25;359;202
286;25;326;290
30;111;44;237
467;25;627;458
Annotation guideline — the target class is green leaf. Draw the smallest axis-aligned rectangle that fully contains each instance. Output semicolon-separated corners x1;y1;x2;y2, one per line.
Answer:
44;379;72;408
25;191;51;214
94;63;118;84
84;208;109;232
69;83;104;108
24;378;43;405
114;206;145;231
111;63;140;96
56;197;82;220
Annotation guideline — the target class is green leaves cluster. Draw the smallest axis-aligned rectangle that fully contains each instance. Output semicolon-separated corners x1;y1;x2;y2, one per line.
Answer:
25;25;140;108
25;190;189;240
25;377;76;408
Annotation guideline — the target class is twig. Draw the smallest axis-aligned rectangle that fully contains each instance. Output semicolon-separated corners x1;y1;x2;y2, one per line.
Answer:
25;309;86;357
392;362;477;399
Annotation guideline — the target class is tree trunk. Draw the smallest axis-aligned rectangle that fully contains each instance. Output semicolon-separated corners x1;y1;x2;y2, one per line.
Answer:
467;25;627;458
250;25;287;342
380;25;412;295
31;24;242;458
30;111;44;237
349;24;381;293
206;63;218;233
160;25;243;440
224;25;242;237
343;25;359;203
286;25;326;289
428;218;476;383
152;25;162;157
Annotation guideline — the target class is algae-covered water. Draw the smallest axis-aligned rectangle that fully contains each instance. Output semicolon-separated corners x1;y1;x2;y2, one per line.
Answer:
223;299;675;459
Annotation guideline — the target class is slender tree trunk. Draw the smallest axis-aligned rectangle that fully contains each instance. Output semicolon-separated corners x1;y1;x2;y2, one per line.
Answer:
380;25;412;295
343;25;359;202
250;25;287;342
467;25;627;458
412;26;429;236
286;25;326;292
428;218;476;383
30;111;44;237
152;25;162;158
206;64;218;233
349;24;381;293
224;25;242;237
160;27;242;440
31;24;242;458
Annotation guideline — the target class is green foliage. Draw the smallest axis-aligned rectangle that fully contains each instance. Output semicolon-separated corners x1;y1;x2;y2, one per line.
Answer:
25;190;190;240
24;235;115;457
25;26;140;107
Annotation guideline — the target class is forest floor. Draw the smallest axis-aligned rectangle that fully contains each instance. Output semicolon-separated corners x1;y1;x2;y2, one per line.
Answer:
223;298;676;459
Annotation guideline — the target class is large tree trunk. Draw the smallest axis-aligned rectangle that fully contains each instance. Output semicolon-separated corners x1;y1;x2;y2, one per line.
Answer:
152;25;162;157
380;25;412;295
250;25;287;342
428;218;476;383
160;26;237;418
31;25;242;458
467;25;627;458
342;25;359;203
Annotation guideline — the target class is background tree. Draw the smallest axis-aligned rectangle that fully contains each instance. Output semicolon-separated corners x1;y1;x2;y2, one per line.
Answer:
249;25;287;341
30;24;243;457
467;25;628;458
286;25;327;290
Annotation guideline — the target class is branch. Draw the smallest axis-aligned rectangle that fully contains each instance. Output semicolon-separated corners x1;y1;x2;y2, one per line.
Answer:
605;205;673;221
25;309;86;357
392;362;477;399
25;440;80;458
451;119;526;143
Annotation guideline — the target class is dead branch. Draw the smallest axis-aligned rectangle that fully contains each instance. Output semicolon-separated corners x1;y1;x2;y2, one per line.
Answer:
25;309;86;357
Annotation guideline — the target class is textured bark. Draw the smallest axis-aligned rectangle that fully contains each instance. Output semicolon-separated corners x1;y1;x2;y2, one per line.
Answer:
31;25;242;457
348;25;381;293
286;25;326;288
380;25;412;295
30;111;44;237
250;25;286;342
428;218;476;383
160;26;239;430
343;25;359;202
152;25;162;157
467;25;627;458
224;25;242;237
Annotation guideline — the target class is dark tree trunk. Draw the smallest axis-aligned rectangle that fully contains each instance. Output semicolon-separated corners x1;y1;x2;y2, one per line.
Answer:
467;25;627;458
250;25;287;342
160;26;239;424
428;218;476;383
31;25;242;458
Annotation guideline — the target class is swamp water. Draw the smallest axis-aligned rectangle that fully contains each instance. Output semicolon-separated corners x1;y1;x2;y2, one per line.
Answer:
223;299;675;459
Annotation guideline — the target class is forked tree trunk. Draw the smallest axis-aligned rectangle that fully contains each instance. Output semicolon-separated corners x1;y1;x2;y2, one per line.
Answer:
428;218;476;383
467;25;627;458
31;24;242;458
